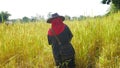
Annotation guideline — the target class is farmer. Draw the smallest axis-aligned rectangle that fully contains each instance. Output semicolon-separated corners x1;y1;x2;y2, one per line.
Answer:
47;13;75;68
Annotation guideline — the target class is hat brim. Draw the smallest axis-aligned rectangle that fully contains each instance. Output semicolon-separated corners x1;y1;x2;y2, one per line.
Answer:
47;16;65;23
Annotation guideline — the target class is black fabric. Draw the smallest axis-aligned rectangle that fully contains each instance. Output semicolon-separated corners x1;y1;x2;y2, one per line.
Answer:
47;25;75;66
60;43;75;61
59;57;75;68
48;25;73;45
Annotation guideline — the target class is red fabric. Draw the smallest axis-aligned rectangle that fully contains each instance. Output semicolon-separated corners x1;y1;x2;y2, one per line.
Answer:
48;17;65;36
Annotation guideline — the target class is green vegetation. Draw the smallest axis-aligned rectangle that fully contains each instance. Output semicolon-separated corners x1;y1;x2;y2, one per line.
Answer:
102;0;120;13
0;11;11;23
0;12;120;68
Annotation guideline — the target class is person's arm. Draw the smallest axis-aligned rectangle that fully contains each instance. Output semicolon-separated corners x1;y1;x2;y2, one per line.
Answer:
47;35;52;45
67;26;73;42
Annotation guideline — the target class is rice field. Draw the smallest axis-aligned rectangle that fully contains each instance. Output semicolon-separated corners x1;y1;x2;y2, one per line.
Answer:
0;12;120;68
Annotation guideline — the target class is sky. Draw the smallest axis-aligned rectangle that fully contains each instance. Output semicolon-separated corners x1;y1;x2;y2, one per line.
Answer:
0;0;110;19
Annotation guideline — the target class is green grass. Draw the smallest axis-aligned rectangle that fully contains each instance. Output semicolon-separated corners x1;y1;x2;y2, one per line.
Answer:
0;12;120;68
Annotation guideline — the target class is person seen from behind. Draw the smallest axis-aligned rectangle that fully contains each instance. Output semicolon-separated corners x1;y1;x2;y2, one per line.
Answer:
47;13;75;68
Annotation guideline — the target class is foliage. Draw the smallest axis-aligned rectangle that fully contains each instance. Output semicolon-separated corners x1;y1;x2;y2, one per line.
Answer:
102;0;111;4
102;0;120;13
0;11;11;23
64;15;71;21
22;16;30;23
0;12;120;68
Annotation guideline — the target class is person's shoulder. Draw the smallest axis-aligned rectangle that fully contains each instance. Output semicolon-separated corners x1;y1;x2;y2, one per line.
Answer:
64;24;70;30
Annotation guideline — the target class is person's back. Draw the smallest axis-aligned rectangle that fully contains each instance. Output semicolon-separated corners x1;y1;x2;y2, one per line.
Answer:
47;13;75;68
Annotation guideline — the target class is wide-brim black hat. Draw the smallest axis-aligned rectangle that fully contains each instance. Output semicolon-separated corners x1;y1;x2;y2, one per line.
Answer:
47;13;65;23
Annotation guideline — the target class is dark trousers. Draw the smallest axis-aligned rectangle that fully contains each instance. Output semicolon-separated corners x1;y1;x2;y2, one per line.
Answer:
58;57;75;68
52;43;75;68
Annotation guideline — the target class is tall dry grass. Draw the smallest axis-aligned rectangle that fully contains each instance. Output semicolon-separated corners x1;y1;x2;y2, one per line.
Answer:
0;12;120;68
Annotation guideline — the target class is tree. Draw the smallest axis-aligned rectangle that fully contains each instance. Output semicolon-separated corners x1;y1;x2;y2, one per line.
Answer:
0;11;11;23
78;15;86;20
47;12;52;18
64;15;71;21
72;17;78;21
102;0;111;4
102;0;120;13
22;16;30;22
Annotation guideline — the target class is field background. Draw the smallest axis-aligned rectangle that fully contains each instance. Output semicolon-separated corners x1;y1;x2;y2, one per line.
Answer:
0;12;120;68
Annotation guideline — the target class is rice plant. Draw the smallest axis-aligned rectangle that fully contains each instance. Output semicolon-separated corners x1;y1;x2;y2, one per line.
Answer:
0;12;120;68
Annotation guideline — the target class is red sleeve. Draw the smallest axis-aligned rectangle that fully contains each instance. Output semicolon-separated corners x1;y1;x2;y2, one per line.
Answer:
48;29;53;36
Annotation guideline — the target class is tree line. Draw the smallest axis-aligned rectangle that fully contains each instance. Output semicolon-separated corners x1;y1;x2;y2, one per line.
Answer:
0;11;91;23
0;0;120;23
